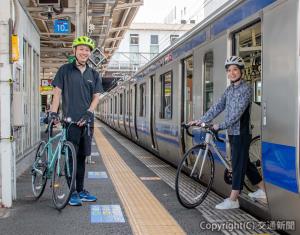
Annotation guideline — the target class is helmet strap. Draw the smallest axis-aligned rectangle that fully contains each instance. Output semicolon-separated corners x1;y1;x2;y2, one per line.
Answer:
230;77;241;84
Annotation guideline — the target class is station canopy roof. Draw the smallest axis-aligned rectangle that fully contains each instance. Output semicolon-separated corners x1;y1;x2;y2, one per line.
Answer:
20;0;143;79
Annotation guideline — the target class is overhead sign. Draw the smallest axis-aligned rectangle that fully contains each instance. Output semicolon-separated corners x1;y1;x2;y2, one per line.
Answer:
54;19;70;34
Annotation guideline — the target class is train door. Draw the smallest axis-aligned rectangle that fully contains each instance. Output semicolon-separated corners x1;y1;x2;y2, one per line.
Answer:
129;87;134;138
126;89;132;138
233;21;263;191
110;97;113;125
133;84;139;140
114;94;118;128
118;93;121;129
123;90;127;135
180;56;194;154
150;75;158;150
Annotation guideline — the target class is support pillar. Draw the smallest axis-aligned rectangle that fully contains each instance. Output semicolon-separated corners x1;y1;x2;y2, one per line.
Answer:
0;0;13;208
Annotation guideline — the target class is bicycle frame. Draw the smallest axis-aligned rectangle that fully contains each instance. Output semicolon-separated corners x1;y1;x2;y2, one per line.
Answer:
191;130;232;178
32;125;69;179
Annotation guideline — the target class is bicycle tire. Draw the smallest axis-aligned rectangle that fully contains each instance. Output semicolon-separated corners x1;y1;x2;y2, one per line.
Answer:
175;144;215;209
52;141;77;210
244;135;262;192
32;141;48;199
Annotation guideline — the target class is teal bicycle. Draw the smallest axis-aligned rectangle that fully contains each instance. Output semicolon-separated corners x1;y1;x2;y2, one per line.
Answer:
31;118;77;210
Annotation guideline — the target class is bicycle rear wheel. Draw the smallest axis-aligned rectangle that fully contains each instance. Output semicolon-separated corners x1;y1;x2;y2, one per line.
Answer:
32;141;48;199
52;141;76;210
244;136;262;192
175;144;214;209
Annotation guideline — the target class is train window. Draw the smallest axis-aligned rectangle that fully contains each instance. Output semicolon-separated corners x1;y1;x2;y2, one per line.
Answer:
139;83;146;117
114;95;117;114
120;93;123;115
234;21;261;104
110;98;113;114
160;71;172;119
203;52;214;112
125;91;128;115
129;89;133;116
183;56;193;122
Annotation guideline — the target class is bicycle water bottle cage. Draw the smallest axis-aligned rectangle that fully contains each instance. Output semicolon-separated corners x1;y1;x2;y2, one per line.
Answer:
224;168;233;185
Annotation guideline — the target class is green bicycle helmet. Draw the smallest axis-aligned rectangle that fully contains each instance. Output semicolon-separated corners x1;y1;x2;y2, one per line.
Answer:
72;36;95;50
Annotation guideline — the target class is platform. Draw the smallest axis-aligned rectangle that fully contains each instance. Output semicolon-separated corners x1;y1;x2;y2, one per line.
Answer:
0;122;279;235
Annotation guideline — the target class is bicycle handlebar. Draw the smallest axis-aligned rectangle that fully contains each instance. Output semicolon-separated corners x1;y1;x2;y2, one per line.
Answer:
181;122;225;143
181;123;194;137
45;117;91;138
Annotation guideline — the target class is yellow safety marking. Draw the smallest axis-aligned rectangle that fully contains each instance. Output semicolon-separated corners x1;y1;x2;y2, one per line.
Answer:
94;127;186;235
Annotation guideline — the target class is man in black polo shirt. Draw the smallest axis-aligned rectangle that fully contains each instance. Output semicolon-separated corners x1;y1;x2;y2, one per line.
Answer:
50;36;103;206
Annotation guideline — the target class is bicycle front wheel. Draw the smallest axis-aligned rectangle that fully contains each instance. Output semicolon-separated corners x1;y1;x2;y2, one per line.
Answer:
52;141;77;210
175;144;214;209
32;141;48;199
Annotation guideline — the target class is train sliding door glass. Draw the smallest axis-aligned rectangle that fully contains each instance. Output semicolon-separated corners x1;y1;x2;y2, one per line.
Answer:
134;84;138;140
114;95;117;127
233;21;263;187
123;90;127;134
125;90;131;137
181;56;193;152
203;52;214;113
234;22;262;133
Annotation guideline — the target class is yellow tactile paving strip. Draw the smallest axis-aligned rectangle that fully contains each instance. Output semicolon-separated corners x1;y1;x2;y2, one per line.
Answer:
94;127;186;235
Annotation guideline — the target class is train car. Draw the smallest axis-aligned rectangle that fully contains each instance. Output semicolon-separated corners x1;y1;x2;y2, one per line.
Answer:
97;0;300;233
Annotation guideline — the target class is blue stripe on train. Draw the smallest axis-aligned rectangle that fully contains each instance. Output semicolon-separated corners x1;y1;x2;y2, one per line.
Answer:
211;0;277;36
192;131;298;193
192;129;226;163
139;0;277;78
262;142;298;193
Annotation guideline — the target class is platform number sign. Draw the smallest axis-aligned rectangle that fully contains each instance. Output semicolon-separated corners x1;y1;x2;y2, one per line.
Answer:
54;19;70;34
89;48;106;67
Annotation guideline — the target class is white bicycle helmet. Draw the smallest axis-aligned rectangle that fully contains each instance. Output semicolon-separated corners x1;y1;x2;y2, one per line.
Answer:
225;56;245;69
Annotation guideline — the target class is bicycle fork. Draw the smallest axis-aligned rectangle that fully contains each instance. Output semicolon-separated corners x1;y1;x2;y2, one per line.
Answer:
190;134;211;179
56;144;71;178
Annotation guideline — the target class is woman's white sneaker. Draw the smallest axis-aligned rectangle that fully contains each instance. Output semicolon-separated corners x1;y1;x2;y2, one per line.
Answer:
215;198;239;210
248;189;266;199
